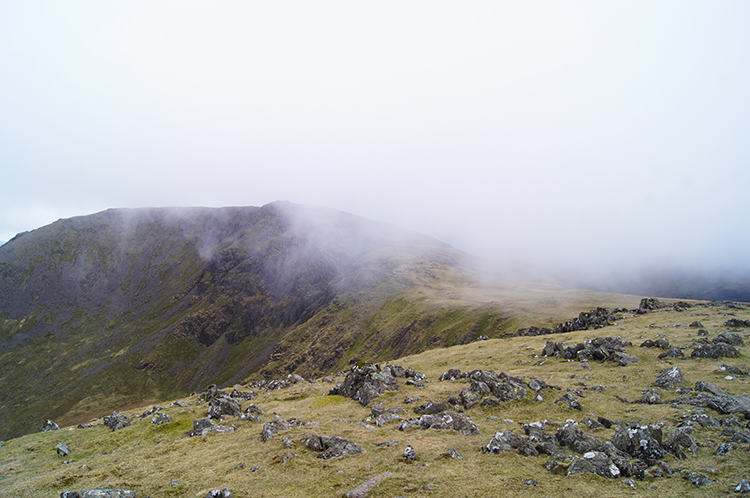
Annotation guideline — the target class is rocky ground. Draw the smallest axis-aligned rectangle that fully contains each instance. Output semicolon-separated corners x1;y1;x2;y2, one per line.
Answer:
1;298;749;497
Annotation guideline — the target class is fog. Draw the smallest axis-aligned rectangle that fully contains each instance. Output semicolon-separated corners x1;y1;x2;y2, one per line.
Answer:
2;2;749;285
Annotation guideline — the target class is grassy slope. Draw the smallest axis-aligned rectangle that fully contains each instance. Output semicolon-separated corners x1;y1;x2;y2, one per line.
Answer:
2;299;747;497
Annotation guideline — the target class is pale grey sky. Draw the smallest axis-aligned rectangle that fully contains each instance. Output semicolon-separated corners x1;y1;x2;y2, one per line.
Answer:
1;1;748;278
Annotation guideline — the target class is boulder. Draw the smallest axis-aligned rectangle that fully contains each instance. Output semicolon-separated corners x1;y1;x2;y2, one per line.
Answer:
345;472;393;498
609;352;640;366
483;431;527;453
261;415;290;442
400;411;480;436
611;424;665;464
640;298;668;311
695;381;728;396
716;442;734;456
658;348;685;359
317;436;365;459
724;319;750;328
714;332;745;346
691;343;740;359
41;420;60;432
56;443;71;457
413;400;451;415
684;471;713;487
60;490;136;498
330;364;399;407
103;412;131;431
735;479;750;493
663;427;697;458
205;490;234;498
151;413;172;425
404;444;419;461
566;451;621;479
439;369;463;381
208;396;241;420
555;422;601;454
654;366;683;390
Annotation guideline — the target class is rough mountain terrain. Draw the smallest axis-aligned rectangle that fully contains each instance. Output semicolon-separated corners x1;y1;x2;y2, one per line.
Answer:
1;298;748;497
0;202;628;440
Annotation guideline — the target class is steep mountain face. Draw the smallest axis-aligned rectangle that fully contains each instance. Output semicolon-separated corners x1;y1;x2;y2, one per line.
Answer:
0;202;510;439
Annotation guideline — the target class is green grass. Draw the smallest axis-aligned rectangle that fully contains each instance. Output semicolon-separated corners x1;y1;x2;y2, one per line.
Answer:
1;299;747;497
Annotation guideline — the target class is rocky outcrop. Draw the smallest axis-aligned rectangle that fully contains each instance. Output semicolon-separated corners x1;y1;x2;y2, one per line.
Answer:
519;308;618;336
329;364;399;406
399;411;480;436
691;343;740;359
103;412;131;431
261;414;290;442
724;319;750;328
304;435;365;459
60;490;136;498
654;366;683;389
541;336;637;365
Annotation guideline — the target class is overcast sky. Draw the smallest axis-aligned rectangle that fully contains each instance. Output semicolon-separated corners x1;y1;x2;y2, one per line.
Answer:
1;1;748;279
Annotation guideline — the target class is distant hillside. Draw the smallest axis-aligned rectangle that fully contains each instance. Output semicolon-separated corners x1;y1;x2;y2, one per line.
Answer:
566;269;750;304
0;202;639;440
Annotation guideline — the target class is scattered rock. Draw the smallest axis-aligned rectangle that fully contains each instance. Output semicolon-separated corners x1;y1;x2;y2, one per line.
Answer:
611;424;665;465
654;366;683;389
556;422;602;454
414;400;451;415
404;444;419;461
640;298;668;311
261;415;290;442
567;451;621;479
724;319;750;328
103;412;131;431
692;343;741;359
205;489;234;498
684;471;714;487
329;364;399;407
695;381;728;396
399;411;480;436
345;472;393;498
735;479;750;493
716;442;734;456
56;443;71;457
609;352;640;366
658;348;685;359
60;490;136;498
483;431;527;453
444;448;464;460
714;332;745;346
208;396;241;420
689;321;704;328
523;480;539;486
151;413;172;425
41;420;59;432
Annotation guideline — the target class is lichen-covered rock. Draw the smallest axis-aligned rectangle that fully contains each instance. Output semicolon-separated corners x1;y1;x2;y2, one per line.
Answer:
609;352;640;366
205;489;234;498
413;400;451;415
654;366;683;389
208;396;241;420
60;490;136;498
691;343;740;359
41;420;59;432
399;411;480;436
611;424;665;464
483;431;527;453
317;436;365;459
566;451;621;478
330;364;399;406
555;422;601;454
684;471;714;487
261;415;290;442
103;412;131;431
151;413;172;425
713;332;745;346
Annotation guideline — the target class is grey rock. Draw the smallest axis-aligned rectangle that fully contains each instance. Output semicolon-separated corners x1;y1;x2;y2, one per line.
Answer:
609;352;640;366
567;451;621;479
689;321;704;328
331;364;399;406
556;422;601;454
103;412;131;431
716;442;734;456
714;332;745;346
483;430;527;453
691;343;741;359
658;348;685;359
151;413;172;425
404;444;419;461
724;319;750;327
445;448;464;460
56;443;71;457
414;400;451;415
735;479;750;493
664;427;698;458
208;396;241;420
60;490;136;498
654;366;683;389
41;420;60;432
695;381;728;396
345;472;393;498
684;471;714;487
611;424;665;464
261;415;290;442
317;436;365;459
205;489;234;498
